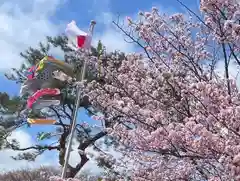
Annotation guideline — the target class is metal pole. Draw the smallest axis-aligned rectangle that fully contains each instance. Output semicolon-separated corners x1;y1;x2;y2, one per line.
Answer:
61;21;96;179
61;83;82;178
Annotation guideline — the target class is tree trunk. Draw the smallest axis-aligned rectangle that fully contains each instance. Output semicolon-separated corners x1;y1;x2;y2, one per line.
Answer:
65;167;76;178
65;154;89;178
64;131;107;178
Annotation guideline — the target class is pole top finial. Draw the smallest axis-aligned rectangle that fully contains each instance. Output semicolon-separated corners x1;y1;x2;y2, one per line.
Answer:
89;20;96;34
90;20;96;25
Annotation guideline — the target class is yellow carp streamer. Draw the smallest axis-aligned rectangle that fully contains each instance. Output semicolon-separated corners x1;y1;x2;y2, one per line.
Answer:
35;56;72;73
27;118;56;124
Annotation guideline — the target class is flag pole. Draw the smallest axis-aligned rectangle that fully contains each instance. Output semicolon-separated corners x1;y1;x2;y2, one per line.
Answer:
61;20;96;179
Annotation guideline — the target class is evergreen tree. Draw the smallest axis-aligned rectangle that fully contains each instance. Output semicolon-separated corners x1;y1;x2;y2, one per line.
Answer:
0;35;124;178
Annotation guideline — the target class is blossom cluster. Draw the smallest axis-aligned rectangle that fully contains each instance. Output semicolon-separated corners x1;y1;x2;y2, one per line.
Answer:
84;3;240;181
201;0;240;44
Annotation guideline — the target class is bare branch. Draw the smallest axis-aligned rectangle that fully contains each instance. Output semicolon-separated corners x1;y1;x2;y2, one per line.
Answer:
10;145;59;151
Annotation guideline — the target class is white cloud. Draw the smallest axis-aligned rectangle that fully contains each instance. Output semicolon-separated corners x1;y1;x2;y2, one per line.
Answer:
93;10;136;53
0;0;135;73
0;0;66;71
0;129;51;172
93;28;135;53
0;130;114;175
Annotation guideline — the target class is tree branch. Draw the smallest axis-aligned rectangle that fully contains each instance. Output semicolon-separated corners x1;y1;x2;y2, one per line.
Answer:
11;145;59;151
49;106;66;129
78;131;107;150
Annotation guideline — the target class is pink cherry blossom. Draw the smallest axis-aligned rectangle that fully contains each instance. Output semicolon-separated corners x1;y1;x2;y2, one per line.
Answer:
82;2;240;180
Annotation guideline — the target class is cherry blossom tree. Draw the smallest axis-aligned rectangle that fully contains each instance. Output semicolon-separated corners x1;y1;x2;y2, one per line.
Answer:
79;1;240;180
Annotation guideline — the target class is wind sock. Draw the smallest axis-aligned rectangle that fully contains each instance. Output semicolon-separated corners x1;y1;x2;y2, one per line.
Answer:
25;66;36;80
27;118;56;124
35;56;74;76
20;56;74;96
52;70;74;83
27;88;61;109
20;79;44;96
65;20;93;50
31;99;61;111
20;71;63;96
37;132;51;141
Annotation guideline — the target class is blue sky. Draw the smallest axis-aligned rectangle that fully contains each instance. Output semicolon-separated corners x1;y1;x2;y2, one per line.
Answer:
0;0;201;172
0;0;200;133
